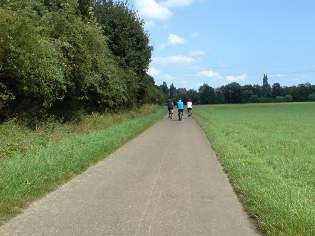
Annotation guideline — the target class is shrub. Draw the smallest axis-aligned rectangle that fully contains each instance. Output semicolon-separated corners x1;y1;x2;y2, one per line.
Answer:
249;95;260;103
275;96;285;103
308;93;315;101
284;95;293;102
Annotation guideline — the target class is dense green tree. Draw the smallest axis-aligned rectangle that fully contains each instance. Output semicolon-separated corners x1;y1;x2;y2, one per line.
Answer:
169;83;175;99
78;0;95;21
275;96;285;102
221;82;242;104
284;95;293;102
262;74;271;98
215;88;225;104
271;83;282;98
249;95;260;103
0;5;65;116
198;83;216;104
136;74;164;105
294;83;313;101
173;88;188;103
252;84;262;97
94;0;153;105
160;81;169;97
45;1;112;112
241;85;254;103
308;93;315;101
187;89;199;104
0;0;164;122
94;0;152;76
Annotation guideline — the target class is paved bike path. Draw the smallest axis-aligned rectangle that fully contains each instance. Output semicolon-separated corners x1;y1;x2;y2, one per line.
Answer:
0;114;261;235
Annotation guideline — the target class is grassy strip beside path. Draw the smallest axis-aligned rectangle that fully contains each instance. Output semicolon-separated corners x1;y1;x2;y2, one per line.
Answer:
0;106;165;224
193;103;315;236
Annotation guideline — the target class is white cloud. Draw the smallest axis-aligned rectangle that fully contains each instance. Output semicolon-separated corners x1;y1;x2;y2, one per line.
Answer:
153;56;195;65
148;67;160;77
144;21;156;28
226;73;247;82
162;73;175;82
135;0;200;26
161;0;198;8
198;70;220;78
190;32;199;39
159;34;187;49
270;74;284;78
168;34;186;46
148;67;174;84
135;0;172;20
191;50;206;57
179;80;189;87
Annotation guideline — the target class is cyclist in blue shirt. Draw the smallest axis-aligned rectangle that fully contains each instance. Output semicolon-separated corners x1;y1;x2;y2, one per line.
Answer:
177;98;184;120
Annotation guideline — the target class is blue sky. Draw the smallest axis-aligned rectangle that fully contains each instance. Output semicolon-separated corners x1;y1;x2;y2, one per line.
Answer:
127;0;315;90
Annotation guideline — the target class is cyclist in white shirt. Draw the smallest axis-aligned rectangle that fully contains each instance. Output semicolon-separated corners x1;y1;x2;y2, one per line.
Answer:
187;98;192;117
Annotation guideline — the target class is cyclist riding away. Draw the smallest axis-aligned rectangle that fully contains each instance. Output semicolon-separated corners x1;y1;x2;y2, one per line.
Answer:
187;98;192;117
167;99;174;119
177;98;184;121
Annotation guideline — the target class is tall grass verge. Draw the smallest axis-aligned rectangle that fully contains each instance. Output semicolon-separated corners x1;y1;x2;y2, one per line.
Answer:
193;103;315;236
0;105;165;224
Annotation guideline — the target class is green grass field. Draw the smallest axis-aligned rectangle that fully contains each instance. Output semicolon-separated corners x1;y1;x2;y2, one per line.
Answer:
0;105;165;224
193;103;315;236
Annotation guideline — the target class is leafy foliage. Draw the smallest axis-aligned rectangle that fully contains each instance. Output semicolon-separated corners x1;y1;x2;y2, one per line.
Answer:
94;0;152;76
0;0;163;122
160;74;315;105
0;6;65;114
199;83;215;104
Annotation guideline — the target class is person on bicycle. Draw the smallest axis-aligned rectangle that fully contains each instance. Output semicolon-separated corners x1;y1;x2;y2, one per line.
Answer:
187;98;192;117
167;99;174;119
177;98;184;121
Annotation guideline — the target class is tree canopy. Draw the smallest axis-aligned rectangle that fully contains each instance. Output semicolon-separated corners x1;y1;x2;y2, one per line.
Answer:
0;0;164;121
159;75;315;105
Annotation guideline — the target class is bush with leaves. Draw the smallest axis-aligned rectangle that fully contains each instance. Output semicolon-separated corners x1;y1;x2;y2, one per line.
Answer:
0;5;66;119
308;93;315;101
95;0;152;76
94;0;155;106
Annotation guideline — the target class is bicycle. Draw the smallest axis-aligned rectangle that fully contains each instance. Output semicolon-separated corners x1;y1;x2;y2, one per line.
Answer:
187;108;192;117
178;110;183;121
168;109;173;119
187;99;193;118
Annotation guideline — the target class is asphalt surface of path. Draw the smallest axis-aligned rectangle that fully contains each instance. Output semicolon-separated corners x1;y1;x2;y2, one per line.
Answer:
0;113;261;236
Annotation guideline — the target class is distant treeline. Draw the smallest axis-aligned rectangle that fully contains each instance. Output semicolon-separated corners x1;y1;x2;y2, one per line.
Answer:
0;0;165;121
161;74;315;104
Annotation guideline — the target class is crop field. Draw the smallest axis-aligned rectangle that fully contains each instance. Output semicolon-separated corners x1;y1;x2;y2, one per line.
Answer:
193;103;315;236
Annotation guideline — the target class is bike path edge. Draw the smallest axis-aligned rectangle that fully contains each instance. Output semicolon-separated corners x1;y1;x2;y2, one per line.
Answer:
0;115;262;236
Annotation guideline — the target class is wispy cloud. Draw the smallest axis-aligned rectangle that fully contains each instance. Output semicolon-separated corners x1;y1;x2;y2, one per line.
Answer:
168;34;186;46
226;73;247;82
148;67;175;83
270;74;284;78
198;70;220;78
160;34;187;49
148;67;160;77
162;74;176;82
190;32;199;39
160;0;199;8
144;21;156;28
191;50;206;57
135;0;172;20
153;56;195;65
135;0;200;27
